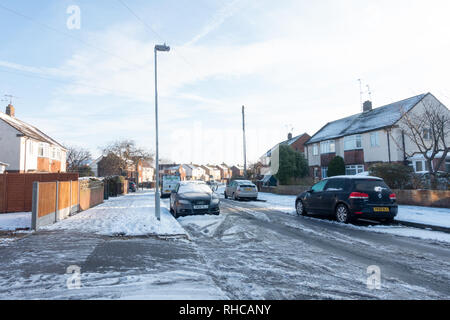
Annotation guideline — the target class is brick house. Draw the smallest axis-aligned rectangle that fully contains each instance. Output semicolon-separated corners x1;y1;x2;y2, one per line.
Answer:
0;104;67;173
216;164;232;182
305;93;450;179
231;165;245;178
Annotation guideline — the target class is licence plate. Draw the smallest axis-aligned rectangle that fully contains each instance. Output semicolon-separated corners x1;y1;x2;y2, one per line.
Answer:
245;188;253;192
194;205;209;210
373;207;389;212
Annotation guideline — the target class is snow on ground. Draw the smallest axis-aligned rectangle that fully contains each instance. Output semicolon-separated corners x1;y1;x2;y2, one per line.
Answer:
43;190;186;237
0;212;31;231
396;206;450;228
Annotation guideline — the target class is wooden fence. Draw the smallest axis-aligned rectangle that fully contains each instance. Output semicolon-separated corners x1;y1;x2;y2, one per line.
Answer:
0;173;78;213
32;179;104;230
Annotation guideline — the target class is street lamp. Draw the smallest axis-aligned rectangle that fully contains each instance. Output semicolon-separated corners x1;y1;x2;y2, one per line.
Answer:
154;43;170;221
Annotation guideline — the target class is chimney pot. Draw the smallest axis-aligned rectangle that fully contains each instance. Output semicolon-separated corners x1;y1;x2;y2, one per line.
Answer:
5;104;15;117
363;100;372;112
288;132;293;140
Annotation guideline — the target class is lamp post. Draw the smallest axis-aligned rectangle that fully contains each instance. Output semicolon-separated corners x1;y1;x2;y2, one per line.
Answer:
154;43;170;221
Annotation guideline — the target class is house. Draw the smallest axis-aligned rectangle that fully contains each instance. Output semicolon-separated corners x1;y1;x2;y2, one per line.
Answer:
305;93;450;179
216;164;232;182
231;165;245;178
88;156;103;177
140;161;154;183
0;104;67;173
259;132;311;174
0;161;8;174
182;164;205;181
201;165;221;181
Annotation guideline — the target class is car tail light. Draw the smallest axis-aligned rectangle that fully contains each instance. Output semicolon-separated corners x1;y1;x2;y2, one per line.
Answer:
349;192;369;200
390;193;396;200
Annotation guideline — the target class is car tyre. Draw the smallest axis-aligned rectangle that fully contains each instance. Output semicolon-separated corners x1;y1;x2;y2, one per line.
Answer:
232;193;239;201
335;204;352;223
224;192;228;199
296;200;307;216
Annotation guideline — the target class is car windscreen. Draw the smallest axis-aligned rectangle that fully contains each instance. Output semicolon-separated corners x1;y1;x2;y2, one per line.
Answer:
353;180;390;192
179;184;212;193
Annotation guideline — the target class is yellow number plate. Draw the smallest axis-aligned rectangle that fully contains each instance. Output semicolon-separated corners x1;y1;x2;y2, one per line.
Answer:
373;207;389;212
245;188;252;191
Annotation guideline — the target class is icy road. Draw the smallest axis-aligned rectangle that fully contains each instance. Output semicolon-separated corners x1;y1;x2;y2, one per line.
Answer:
0;191;448;299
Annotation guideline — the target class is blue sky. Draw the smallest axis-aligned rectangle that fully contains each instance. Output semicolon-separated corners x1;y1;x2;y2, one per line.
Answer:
1;0;450;165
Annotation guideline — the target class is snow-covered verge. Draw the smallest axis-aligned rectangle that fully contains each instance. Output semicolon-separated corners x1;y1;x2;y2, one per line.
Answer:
0;212;31;231
43;191;187;237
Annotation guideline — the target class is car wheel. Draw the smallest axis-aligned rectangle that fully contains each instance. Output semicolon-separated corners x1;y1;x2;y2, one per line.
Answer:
296;200;307;216
232;193;238;201
335;204;351;223
224;192;228;199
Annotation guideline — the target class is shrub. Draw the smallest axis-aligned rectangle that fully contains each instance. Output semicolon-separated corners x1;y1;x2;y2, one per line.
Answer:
328;156;345;177
275;145;309;185
369;163;413;189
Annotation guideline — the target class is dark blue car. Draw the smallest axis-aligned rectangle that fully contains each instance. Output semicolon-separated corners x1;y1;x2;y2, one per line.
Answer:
296;176;398;223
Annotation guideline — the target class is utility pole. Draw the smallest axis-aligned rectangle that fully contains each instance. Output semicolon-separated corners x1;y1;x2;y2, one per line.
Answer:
154;44;170;221
242;105;247;179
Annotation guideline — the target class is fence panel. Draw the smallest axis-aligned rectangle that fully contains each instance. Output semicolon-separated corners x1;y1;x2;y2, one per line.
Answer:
57;181;71;221
0;173;78;213
71;180;79;214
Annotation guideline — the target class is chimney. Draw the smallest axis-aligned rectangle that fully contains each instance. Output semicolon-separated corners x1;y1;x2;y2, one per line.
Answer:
363;100;372;112
5;104;15;117
288;132;293;140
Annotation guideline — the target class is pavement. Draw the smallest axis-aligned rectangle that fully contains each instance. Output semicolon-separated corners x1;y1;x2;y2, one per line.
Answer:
0;195;449;299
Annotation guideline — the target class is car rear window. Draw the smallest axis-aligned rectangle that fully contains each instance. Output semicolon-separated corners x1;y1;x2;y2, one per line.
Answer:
353;180;390;192
179;184;211;193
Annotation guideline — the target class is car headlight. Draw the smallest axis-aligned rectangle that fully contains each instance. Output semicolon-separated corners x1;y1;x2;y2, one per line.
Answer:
211;198;220;205
177;199;191;205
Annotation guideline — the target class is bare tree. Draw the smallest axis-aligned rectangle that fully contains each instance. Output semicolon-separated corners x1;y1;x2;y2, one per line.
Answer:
394;98;449;188
101;140;154;183
66;145;93;176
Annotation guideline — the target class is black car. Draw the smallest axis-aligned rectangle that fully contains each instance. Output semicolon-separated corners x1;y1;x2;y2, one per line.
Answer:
170;182;220;218
295;176;398;223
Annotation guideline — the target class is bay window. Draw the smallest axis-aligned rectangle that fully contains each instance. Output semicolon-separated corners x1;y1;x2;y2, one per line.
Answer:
344;135;362;151
320;140;335;154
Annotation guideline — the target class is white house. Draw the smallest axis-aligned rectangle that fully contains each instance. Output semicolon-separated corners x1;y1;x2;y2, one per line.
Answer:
182;164;206;180
305;93;450;179
141;161;155;183
0;104;67;173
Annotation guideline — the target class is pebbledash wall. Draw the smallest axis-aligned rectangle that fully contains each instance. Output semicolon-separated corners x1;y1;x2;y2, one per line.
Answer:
32;179;105;230
260;185;450;208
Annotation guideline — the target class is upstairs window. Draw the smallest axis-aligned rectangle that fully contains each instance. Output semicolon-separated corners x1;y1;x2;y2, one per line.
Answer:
370;132;379;147
313;144;319;156
344;135;362;151
320;140;335;154
423;128;432;140
38;143;44;157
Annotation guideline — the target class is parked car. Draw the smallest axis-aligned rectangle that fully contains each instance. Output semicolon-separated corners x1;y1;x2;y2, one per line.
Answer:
295;176;398;223
128;181;137;193
224;180;258;201
170;181;220;218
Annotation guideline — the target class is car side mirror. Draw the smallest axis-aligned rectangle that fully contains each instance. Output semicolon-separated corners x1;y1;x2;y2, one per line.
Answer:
307;189;314;193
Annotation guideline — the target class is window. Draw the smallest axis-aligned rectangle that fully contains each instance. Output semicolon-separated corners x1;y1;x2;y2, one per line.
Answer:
345;165;364;175
413;160;431;173
51;147;57;160
325;179;345;191
313;144;319;156
423;128;432;140
38;143;44;157
311;180;327;192
320;140;335;154
321;167;328;178
344;135;362;151
370;132;379;147
57;149;61;161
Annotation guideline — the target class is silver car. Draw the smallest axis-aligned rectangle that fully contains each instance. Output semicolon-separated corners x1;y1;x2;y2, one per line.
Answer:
224;180;258;201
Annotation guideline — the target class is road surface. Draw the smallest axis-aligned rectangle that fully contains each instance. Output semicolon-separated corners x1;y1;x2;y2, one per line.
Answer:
0;196;448;299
